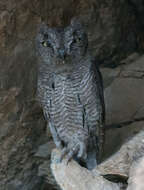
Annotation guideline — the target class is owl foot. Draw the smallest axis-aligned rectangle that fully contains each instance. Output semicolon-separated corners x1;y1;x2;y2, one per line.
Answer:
55;140;63;149
48;122;63;149
60;142;87;165
60;132;88;165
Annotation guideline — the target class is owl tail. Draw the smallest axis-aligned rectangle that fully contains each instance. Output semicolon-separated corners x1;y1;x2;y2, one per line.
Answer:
86;135;100;170
86;151;97;170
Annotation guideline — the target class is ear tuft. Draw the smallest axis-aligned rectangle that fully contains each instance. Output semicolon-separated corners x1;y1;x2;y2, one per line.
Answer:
38;22;48;34
70;17;83;28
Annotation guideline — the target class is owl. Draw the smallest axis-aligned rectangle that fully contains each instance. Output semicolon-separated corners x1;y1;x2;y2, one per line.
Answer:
36;19;105;170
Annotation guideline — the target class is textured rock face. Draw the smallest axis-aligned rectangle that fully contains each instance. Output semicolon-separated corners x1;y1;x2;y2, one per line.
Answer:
0;0;144;190
104;54;144;126
0;0;142;60
127;157;144;190
0;3;45;188
0;46;46;189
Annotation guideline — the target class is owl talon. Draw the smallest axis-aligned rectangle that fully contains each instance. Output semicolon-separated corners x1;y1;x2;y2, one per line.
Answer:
60;142;88;165
65;145;79;164
77;143;87;159
56;141;63;149
60;147;68;162
65;150;75;165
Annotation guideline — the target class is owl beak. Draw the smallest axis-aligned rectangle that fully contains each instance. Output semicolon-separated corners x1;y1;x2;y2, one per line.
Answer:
58;49;66;60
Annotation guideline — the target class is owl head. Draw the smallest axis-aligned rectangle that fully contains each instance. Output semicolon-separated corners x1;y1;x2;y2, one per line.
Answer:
36;19;88;72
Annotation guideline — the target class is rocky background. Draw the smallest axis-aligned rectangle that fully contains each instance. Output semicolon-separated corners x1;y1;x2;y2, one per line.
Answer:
0;0;144;190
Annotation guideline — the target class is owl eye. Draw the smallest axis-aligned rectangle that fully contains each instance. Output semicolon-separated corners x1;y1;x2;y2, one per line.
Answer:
77;37;81;42
41;41;51;47
42;41;47;47
73;37;81;44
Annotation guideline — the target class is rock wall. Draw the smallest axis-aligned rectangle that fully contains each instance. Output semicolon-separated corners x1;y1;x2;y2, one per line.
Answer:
0;0;144;190
0;0;142;60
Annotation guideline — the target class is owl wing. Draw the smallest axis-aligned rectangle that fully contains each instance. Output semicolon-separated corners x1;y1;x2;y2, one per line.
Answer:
79;60;105;163
91;59;105;122
37;73;63;149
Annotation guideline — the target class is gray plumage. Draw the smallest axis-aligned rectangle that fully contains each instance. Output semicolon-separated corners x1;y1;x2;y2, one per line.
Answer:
36;19;105;169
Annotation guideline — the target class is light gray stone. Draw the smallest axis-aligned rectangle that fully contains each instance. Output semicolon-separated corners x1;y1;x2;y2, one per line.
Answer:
127;157;144;190
121;70;144;78
105;77;144;125
120;53;140;65
35;141;55;158
104;121;144;159
134;106;144;119
104;54;144;125
101;67;121;88
123;55;144;72
51;149;120;190
96;130;144;178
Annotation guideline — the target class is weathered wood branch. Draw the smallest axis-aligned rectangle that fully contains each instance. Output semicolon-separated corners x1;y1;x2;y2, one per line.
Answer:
127;157;144;190
50;130;144;190
95;130;144;177
51;149;120;190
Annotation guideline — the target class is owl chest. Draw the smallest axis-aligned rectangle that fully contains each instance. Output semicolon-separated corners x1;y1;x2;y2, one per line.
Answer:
50;76;80;109
46;75;85;127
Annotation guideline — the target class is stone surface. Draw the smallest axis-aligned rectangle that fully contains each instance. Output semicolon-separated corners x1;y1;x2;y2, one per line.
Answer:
127;157;144;190
35;141;59;189
96;130;144;178
104;54;144;125
35;141;55;159
51;149;120;190
101;67;121;88
122;55;144;72
0;0;142;60
104;121;144;159
120;53;140;65
0;39;47;190
105;78;144;125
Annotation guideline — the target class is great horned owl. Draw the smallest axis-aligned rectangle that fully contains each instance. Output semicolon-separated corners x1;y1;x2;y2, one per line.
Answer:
36;19;105;170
